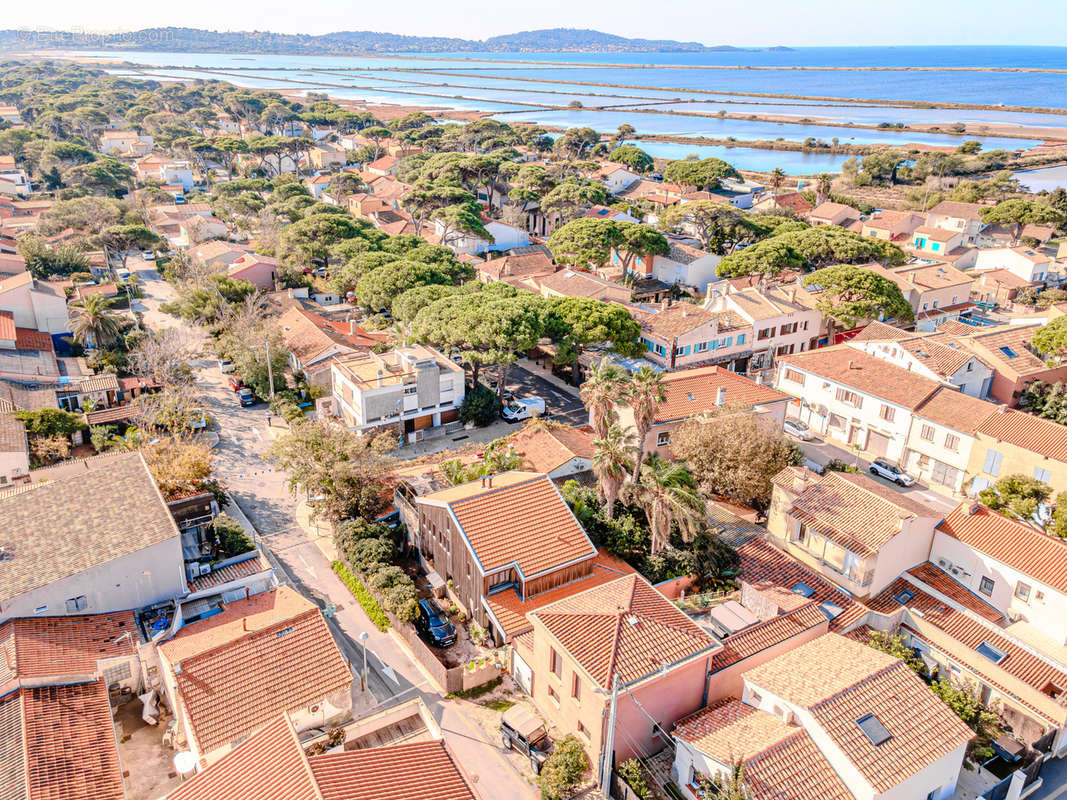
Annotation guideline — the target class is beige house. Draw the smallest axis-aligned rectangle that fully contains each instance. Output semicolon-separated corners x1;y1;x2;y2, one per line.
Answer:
808;202;861;227
860;209;924;242
925;200;988;246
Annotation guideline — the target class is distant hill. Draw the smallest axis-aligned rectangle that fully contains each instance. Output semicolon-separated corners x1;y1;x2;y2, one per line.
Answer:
0;26;785;55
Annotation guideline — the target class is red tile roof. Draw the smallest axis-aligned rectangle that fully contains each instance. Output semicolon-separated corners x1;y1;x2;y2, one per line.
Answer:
907;562;1003;623
654;366;789;423
975;407;1067;465
485;549;635;638
508;425;594;475
937;503;1067;593
735;537;868;634
14;327;53;352
709;603;828;672
159;586;352;754
0;613;138;688
420;472;596;577
786;470;937;557
531;574;717;689
187;552;272;594
913;386;996;434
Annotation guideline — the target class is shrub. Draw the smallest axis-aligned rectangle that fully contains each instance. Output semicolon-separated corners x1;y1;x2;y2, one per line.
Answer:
210;513;255;558
617;759;650;800
331;561;390;631
459;381;500;427
823;458;861;474
368;564;419;622
539;734;587;800
14;407;85;438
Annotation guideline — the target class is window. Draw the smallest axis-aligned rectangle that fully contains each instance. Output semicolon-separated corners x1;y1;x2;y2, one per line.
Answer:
856;713;892;746
790;581;815;598
33;605;48;615
403;385;417;395
572;673;581;701
1015;582;1032;603
784;368;805;385
275;626;295;638
979;576;995;597
944;434;960;452
920;424;935;442
736;334;746;345
1034;467;1051;484
757;327;775;340
65;595;87;613
780;322;798;335
880;404;895;422
983;449;1003;477
548;685;559;704
550;648;561;677
656;431;671;446
892;588;915;605
695;341;708;353
819;601;844;621
976;641;1007;665
835;388;862;408
750;690;762;705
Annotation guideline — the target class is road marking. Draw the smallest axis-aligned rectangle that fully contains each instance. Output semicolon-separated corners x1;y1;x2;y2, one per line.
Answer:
382;665;399;684
296;550;317;579
252;427;262;441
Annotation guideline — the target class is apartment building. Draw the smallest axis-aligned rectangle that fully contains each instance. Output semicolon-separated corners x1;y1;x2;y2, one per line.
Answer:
331;345;465;441
640;303;751;371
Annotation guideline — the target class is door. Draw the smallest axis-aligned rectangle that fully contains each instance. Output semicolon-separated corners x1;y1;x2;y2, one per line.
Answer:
512;649;533;694
867;430;890;458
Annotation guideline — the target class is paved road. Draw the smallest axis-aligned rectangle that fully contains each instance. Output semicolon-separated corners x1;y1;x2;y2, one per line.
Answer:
132;259;539;800
504;365;586;426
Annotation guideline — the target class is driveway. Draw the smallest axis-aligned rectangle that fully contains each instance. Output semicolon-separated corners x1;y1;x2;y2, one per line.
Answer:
504;365;585;426
134;269;539;800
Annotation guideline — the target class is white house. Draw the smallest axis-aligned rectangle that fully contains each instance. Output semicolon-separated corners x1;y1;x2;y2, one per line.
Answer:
926;200;988;246
621;241;722;292
435;217;531;256
902;386;996;495
99;130;154;156
590;163;642;195
0;270;69;334
974;246;1055;283
0;156;31;198
672;634;972;800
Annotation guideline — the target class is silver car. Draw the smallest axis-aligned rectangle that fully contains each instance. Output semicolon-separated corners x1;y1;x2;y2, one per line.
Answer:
869;458;915;487
783;418;812;441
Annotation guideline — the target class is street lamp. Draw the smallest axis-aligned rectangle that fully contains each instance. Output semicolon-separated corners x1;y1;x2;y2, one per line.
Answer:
358;631;369;692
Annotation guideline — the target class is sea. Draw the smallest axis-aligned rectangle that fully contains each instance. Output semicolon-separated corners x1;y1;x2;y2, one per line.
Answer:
57;46;1067;179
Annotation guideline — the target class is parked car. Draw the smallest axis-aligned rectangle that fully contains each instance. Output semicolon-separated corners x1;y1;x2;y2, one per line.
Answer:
783;418;813;441
141;250;155;261
237;387;256;407
174;194;186;205
228;375;245;392
414;598;457;648
869;458;915;487
502;397;546;422
500;705;554;773
218;358;235;374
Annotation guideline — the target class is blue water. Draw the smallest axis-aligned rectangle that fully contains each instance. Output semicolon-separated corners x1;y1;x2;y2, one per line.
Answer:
1013;164;1067;192
83;47;1067;173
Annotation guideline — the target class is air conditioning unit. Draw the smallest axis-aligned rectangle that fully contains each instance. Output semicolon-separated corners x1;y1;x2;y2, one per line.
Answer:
937;558;951;570
1007;610;1024;623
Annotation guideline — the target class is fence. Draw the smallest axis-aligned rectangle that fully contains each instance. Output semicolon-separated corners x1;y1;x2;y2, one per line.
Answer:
980;756;1045;800
610;772;644;800
385;607;503;695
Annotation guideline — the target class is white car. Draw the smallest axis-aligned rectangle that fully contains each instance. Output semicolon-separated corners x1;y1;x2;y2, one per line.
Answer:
218;358;235;374
783;418;812;441
141;250;156;261
502;397;546;422
869;459;916;487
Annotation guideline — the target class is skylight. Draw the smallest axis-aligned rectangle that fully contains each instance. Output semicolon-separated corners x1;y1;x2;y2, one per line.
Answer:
790;581;815;598
856;713;892;746
892;589;915;605
976;641;1007;665
819;601;843;621
685;392;696;401
999;346;1018;358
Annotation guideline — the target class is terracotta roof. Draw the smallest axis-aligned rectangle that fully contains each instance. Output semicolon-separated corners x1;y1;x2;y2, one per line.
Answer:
0;612;138;687
673;698;854;800
894;336;978;378
975;407;1067;464
958;324;1049;378
6;680;127;800
654;366;789;423
278;306;361;366
928;200;985;221
765;192;812;214
849;320;914;343
535;269;626;301
912;386;995;434
709;603;828;672
937;503;1067;593
870;576;1067;722
420;472;596;577
735;537;868;633
14;328;54;352
188;552;272;594
642;304;721;339
778;345;941;409
786;470;936;557
159;586;352;754
0;452;178;604
531;573;717;688
906;562;1004;623
485;549;635;637
891;262;973;291
508;425;594;475
863;210;922;230
912;225;961;243
809;201;860;222
168;713;479;800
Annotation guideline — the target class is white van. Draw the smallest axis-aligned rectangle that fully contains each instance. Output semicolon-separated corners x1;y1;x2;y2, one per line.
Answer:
502;397;546;422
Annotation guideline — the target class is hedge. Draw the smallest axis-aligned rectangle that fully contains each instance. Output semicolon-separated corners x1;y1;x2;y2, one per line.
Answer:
331;560;390;631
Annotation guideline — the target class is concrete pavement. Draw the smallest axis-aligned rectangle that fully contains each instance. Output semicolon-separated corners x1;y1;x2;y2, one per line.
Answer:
133;261;539;799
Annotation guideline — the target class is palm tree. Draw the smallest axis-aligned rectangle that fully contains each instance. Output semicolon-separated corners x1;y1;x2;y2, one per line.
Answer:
579;358;626;439
625;366;666;481
592;424;635;520
626;455;705;553
816;173;833;205
70;294;123;347
769;167;785;208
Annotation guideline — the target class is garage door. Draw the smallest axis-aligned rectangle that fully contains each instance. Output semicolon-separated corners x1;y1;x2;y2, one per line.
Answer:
512;650;533;695
867;430;890;458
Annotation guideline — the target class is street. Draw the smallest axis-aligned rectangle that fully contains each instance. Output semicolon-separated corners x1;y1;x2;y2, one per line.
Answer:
131;258;540;799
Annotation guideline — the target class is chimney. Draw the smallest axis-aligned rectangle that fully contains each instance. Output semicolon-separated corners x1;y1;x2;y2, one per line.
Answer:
716;386;727;406
792;472;810;494
503;259;512;276
377;369;384;387
242;618;247;631
481;477;486;488
848;360;856;369
909;271;917;284
789;286;797;302
967;502;980;516
705;284;714;304
350;320;358;336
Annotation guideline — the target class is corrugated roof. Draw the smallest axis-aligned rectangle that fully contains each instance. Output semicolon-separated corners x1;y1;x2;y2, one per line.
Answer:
937;503;1067;593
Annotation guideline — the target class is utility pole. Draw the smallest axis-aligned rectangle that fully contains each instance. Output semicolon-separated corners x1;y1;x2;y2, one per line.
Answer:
599;675;620;791
264;337;275;400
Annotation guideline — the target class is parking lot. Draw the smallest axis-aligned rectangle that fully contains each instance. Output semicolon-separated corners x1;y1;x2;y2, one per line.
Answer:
503;366;586;426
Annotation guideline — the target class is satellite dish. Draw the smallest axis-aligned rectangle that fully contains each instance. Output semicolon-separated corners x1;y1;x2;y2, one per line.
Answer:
173;751;197;777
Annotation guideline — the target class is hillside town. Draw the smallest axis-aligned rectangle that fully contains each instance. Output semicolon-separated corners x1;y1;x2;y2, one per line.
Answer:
6;57;1067;800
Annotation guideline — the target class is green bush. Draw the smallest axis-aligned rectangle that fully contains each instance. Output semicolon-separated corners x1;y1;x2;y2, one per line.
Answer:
211;513;255;558
367;564;419;623
539;734;587;800
459;382;500;428
14;407;85;438
823;458;861;474
617;759;650;800
331;561;390;631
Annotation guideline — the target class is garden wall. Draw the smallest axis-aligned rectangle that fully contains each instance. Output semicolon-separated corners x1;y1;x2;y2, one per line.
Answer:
384;608;501;695
654;575;698;600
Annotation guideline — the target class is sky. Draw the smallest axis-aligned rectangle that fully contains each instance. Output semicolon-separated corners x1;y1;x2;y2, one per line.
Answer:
3;0;1067;47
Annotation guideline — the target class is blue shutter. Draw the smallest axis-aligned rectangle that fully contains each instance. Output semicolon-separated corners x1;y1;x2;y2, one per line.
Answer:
983;450;1003;476
1034;467;1051;484
723;336;733;347
737;333;746;345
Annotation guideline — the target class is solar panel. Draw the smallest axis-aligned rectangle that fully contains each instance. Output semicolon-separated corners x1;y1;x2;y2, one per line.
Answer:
790;581;815;598
892;589;915;605
976;641;1008;665
856;713;892;746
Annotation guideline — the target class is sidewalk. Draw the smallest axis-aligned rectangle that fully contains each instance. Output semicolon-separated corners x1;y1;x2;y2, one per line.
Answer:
295;498;339;561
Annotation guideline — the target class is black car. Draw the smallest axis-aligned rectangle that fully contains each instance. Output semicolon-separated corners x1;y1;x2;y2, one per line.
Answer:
500;705;554;773
415;598;457;647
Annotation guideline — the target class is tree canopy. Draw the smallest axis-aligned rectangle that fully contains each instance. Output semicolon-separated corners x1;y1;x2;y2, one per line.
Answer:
803;263;915;330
